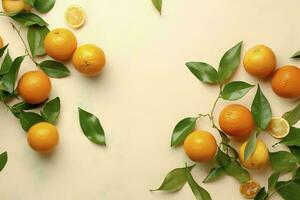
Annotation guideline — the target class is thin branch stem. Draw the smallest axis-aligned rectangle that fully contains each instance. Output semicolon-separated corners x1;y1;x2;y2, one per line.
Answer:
198;113;210;118
10;22;38;65
209;84;223;129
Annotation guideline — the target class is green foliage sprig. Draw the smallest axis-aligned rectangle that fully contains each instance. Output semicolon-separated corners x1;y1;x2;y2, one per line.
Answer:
152;41;300;200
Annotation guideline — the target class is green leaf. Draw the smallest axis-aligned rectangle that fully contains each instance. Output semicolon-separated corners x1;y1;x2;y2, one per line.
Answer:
19;111;43;131
171;117;197;147
185;164;212;200
216;148;231;166
34;0;56;13
41;97;60;124
244;131;257;161
78;108;106;145
217;41;243;83
276;181;300;200
1;56;24;93
24;0;35;6
216;148;250;183
283;103;300;126
151;0;162;14
280;127;300;147
221;81;254;100
27;25;49;57
0;90;15;101
251;85;272;130
150;165;195;192
254;187;267;200
270;151;298;172
12;101;41;111
11;101;42;118
39;60;70;78
186;62;219;84
11;13;48;27
218;129;230;144
220;143;238;159
291;50;300;59
268;172;280;190
203;166;225;183
224;160;250;183
0;44;8;58
0;151;8;172
293;168;300;184
0;51;13;76
289;146;300;163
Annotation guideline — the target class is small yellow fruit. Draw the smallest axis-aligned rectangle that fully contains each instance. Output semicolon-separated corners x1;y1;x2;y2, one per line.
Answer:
240;180;261;199
2;0;31;13
239;139;269;169
72;44;106;76
267;117;290;139
183;130;217;162
44;28;77;61
243;45;276;78
0;36;3;48
65;5;85;29
27;122;59;153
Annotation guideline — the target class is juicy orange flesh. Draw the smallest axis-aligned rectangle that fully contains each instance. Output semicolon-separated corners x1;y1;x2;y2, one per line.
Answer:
65;6;85;27
268;118;289;138
240;180;260;199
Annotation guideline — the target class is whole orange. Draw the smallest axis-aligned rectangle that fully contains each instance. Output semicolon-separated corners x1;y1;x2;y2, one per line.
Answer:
219;104;254;139
44;28;77;61
27;122;59;153
183;130;217;162
72;44;106;76
271;65;300;98
17;70;51;104
243;45;276;78
2;0;31;13
0;36;3;48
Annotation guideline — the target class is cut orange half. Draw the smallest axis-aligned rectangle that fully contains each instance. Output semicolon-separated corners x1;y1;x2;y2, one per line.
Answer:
65;5;85;29
267;117;290;139
240;180;261;199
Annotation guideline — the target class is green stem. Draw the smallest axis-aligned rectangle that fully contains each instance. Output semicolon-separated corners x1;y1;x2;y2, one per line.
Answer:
10;22;38;66
209;85;223;129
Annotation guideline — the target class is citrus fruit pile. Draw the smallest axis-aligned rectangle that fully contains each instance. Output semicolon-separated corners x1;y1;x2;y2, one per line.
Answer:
0;0;107;154
153;42;300;200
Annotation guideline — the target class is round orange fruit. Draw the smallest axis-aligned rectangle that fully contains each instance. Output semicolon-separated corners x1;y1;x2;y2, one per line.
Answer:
243;45;276;78
72;44;106;76
17;70;51;104
44;28;77;61
27;122;59;153
219;104;254;139
183;130;217;162
271;65;300;98
0;36;3;48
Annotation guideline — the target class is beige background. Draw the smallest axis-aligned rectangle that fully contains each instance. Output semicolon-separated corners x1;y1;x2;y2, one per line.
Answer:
0;0;300;199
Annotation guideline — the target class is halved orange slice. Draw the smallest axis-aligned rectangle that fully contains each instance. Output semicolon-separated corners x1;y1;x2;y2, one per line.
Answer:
240;180;261;199
65;5;86;29
267;117;290;139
